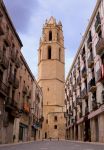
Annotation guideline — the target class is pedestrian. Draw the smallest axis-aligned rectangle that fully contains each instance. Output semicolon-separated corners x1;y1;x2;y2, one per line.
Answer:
50;137;52;141
13;134;15;143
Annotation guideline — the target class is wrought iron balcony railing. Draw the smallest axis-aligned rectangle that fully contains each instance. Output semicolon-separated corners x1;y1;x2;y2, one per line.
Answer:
88;78;96;93
0;80;8;96
96;65;104;83
87;53;94;68
96;38;104;56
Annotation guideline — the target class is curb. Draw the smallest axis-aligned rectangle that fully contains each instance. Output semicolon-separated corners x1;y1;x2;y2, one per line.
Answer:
0;141;35;147
65;140;104;145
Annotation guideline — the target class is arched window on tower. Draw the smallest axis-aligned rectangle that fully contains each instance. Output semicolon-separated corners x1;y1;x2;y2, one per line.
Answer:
57;32;59;42
40;49;41;61
59;48;61;61
49;31;52;41
48;46;51;59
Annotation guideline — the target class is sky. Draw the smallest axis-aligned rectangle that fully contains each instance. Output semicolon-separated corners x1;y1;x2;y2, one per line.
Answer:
4;0;96;79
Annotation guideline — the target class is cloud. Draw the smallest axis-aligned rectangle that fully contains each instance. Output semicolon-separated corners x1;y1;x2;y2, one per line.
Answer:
4;0;39;33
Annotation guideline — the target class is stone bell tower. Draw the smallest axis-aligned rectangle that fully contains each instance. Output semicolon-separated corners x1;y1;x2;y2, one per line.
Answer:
38;16;65;139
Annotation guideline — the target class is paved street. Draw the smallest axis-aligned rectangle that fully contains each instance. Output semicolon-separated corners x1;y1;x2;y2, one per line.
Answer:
0;140;104;150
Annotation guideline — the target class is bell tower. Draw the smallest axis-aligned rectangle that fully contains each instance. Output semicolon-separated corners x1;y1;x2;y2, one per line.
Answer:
38;17;65;139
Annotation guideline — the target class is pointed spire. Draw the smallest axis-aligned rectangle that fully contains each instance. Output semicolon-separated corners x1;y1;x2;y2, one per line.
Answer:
48;16;56;25
58;21;62;26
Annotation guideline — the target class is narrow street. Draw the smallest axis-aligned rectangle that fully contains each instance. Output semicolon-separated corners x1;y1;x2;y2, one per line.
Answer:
0;140;104;150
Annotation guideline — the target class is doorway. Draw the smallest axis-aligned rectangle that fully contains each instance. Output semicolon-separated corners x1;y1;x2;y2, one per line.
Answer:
45;132;47;139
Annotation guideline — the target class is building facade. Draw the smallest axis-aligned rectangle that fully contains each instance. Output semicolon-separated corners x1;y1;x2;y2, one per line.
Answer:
38;17;65;139
65;0;104;143
0;1;43;144
31;81;43;141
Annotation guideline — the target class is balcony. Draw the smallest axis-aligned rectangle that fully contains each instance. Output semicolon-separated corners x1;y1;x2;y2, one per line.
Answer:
96;65;104;83
27;90;31;99
73;84;76;92
77;76;81;85
95;18;101;33
73;69;76;77
39;116;44;123
76;97;82;106
73;101;77;110
4;32;11;47
81;88;88;99
82;66;87;78
64;112;68;118
87;35;92;49
69;90;72;97
77;61;80;69
88;78;96;93
0;54;9;69
85;107;89;115
11;50;16;62
92;100;98;110
79;112;82;118
5;97;18;110
23;102;30;113
96;38;104;56
22;86;28;94
13;77;19;89
68;110;73;117
64;99;67;105
8;73;14;84
87;53;94;68
5;98;21;117
15;57;20;68
102;90;104;104
66;95;69;101
0;80;8;96
0;17;5;35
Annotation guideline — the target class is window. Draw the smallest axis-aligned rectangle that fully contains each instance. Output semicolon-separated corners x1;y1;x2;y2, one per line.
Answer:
48;46;51;59
54;116;57;122
101;54;104;64
54;125;57;129
49;31;52;41
12;90;15;101
14;69;17;79
59;48;61;61
46;119;48;124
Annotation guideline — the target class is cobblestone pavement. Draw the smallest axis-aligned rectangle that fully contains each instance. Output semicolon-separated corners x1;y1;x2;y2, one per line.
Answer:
0;140;104;150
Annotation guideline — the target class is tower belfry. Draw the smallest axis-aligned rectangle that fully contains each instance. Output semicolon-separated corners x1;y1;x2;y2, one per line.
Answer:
38;16;65;139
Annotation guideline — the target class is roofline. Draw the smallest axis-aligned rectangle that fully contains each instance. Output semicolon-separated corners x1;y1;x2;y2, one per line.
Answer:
1;1;23;47
66;0;101;81
20;52;35;81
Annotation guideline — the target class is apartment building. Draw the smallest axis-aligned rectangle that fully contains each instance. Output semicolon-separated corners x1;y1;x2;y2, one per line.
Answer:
0;1;43;144
65;0;104;142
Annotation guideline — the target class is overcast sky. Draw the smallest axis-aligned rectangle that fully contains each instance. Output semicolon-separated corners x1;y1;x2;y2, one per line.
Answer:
4;0;96;79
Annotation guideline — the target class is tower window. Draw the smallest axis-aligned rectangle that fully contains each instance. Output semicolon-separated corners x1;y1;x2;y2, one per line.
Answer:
49;31;52;41
57;32;59;42
46;119;48;124
48;46;51;59
54;125;57;129
59;48;61;61
54;116;57;122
